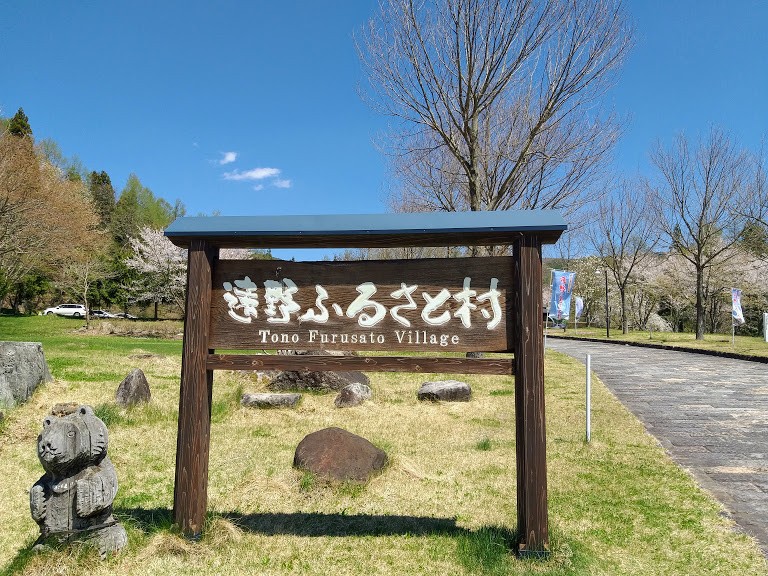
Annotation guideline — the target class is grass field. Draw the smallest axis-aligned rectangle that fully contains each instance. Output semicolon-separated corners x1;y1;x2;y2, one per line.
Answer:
548;325;768;358
1;315;766;575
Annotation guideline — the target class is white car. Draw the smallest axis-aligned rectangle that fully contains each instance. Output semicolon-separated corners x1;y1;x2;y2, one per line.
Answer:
43;304;87;318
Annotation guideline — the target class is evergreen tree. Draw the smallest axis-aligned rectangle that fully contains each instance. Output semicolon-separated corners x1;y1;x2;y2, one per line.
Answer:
111;174;184;247
8;108;32;138
88;171;117;229
111;174;146;247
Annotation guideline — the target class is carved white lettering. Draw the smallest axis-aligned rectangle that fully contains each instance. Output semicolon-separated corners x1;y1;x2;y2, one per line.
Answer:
299;285;329;323
421;289;451;326
390;283;418;327
347;282;387;327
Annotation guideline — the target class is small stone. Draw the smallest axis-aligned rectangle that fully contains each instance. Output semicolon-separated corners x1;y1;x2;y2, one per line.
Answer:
241;392;301;408
115;368;151;406
417;380;471;402
334;383;372;408
294;427;387;482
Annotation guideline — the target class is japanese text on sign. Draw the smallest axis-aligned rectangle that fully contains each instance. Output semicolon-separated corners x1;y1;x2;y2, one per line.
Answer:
222;276;502;330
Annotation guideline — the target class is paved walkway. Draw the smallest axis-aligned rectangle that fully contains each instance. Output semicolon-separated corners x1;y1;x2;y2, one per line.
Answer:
546;338;768;556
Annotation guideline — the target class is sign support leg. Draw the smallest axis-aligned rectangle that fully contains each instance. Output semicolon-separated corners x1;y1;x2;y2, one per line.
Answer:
514;235;549;556
173;240;218;537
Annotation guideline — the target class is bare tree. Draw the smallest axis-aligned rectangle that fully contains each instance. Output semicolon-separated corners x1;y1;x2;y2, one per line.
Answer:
359;0;632;229
648;128;749;340
589;178;660;333
59;248;110;329
734;145;768;262
742;145;767;226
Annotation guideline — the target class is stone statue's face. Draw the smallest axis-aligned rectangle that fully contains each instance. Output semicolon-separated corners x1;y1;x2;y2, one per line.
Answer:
37;416;89;473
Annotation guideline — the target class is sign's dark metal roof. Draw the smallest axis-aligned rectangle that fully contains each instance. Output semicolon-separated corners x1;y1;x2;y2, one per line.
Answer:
164;210;567;248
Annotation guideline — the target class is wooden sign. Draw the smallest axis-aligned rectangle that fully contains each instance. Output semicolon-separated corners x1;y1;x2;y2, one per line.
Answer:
210;257;513;352
165;210;567;554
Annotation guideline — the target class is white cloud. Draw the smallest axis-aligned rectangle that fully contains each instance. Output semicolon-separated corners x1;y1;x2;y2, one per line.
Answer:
223;167;281;181
253;184;264;191
273;178;292;189
219;151;238;165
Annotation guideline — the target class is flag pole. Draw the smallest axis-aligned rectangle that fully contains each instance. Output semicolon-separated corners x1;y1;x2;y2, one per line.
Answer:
544;270;553;347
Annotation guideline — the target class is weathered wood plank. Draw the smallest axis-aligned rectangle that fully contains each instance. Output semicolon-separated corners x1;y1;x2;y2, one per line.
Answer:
513;235;549;553
210;257;513;352
207;353;514;376
173;240;218;537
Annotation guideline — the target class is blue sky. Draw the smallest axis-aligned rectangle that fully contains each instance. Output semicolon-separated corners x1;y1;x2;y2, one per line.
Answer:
1;1;766;243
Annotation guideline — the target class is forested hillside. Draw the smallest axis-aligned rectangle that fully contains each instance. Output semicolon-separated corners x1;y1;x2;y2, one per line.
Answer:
0;108;186;317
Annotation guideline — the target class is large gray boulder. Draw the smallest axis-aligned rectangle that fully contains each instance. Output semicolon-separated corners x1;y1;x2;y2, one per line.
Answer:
269;370;350;392
0;342;52;409
294;427;387;482
269;350;370;392
417;380;472;402
115;368;151;406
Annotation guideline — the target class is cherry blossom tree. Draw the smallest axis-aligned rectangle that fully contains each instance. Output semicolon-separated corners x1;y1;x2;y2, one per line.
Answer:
126;231;257;319
126;227;187;319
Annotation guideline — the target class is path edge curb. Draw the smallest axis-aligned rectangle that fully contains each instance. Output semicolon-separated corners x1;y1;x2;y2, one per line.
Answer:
547;334;768;364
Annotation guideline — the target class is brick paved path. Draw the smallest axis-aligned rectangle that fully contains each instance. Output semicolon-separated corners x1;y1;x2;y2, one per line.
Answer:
547;338;768;556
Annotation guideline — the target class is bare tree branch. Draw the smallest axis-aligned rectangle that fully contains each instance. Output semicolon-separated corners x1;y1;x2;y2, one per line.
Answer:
589;177;660;333
359;0;633;224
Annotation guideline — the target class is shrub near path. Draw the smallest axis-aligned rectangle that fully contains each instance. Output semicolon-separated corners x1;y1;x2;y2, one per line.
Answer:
0;316;766;575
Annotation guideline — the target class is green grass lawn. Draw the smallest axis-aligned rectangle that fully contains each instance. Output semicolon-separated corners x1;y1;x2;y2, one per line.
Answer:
0;315;766;575
549;325;768;358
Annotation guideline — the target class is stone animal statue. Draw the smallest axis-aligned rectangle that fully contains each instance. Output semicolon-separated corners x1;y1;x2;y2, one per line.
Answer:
30;403;127;557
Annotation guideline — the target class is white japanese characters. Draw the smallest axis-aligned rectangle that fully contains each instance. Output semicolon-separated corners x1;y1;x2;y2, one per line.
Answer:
222;276;502;330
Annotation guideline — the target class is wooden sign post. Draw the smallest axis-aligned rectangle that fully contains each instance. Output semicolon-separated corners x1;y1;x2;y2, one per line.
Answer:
165;210;566;555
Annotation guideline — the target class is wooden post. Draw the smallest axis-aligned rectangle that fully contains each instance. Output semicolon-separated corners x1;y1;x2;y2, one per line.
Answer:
173;240;218;537
514;235;549;555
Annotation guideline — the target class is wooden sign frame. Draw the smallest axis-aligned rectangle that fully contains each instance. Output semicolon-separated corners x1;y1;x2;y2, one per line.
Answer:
165;210;566;554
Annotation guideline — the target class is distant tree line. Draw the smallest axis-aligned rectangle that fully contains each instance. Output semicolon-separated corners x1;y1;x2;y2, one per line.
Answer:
0;107;191;319
1;107;277;320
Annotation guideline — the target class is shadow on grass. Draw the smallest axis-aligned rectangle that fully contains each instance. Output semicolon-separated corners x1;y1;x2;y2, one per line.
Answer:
223;510;463;537
2;509;584;576
0;537;38;576
116;506;464;538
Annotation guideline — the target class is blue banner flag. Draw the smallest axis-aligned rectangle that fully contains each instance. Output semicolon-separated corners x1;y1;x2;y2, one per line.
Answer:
732;288;745;325
574;296;584;319
549;270;577;321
